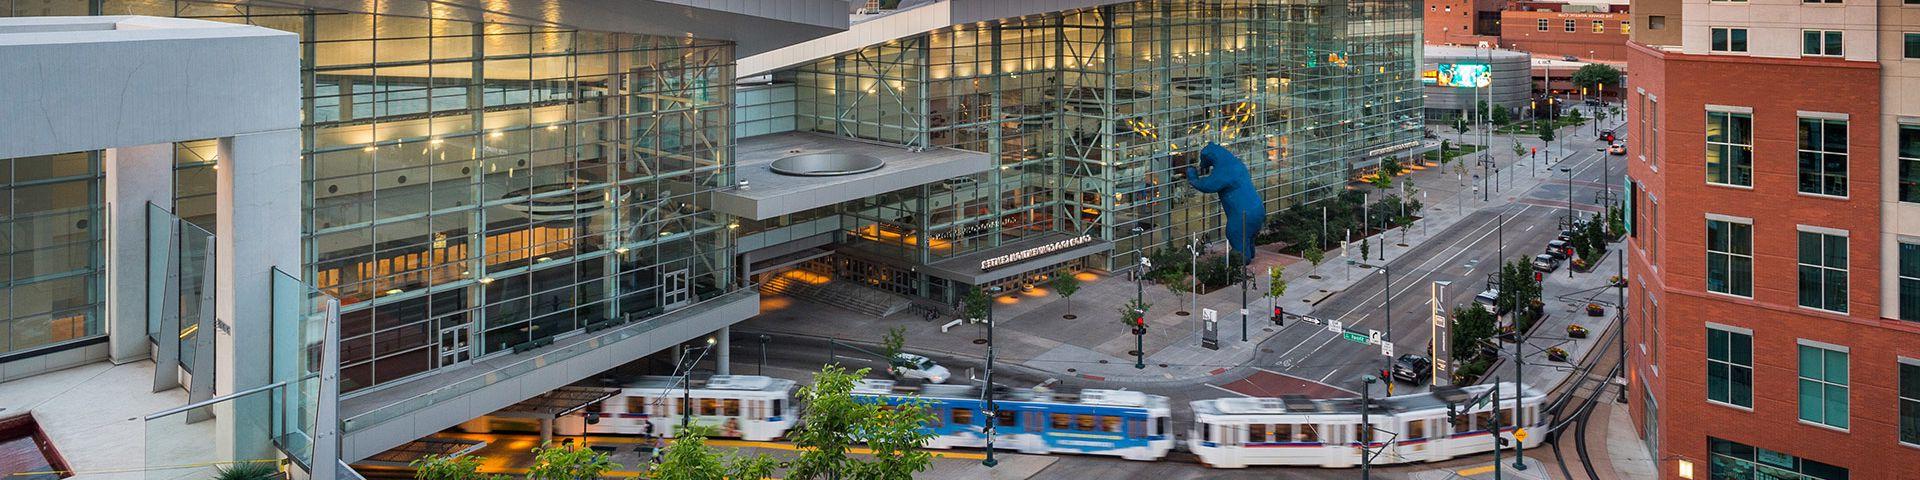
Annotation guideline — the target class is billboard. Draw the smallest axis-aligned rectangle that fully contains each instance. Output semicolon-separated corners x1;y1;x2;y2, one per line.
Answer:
1422;63;1492;88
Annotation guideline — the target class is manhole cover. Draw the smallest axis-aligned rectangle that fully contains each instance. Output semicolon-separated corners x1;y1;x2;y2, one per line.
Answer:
1099;359;1111;364
1067;368;1078;373
1127;350;1142;356
1159;364;1170;368
1176;311;1191;316
972;339;987;345
1262;348;1274;353
1063;314;1077;319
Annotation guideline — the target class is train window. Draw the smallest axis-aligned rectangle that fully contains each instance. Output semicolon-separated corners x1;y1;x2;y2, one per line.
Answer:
952;408;975;425
1100;416;1122;433
1525;406;1537;426
723;399;741;417
674;398;687;416
1473;410;1496;431
1157;417;1169;436
1405;419;1428;441
1498;407;1514;429
1356;424;1375;444
1128;418;1146;439
627;397;647;414
1051;413;1071;430
773;399;784;417
700;398;720;416
1076;415;1096;431
1449;413;1469;432
1198;422;1212;442
1295;424;1320;443
996;410;1017;427
1249;424;1268;442
1271;424;1293;442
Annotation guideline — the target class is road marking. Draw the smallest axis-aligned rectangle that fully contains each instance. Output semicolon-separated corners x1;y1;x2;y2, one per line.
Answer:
1457;465;1498;476
1525;225;1535;231
1206;383;1254;397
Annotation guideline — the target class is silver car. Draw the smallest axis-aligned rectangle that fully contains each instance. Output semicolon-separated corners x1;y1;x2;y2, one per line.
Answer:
890;353;951;384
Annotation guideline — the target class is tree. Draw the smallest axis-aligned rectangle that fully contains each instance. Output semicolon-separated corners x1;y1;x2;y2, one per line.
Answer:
412;455;507;480
1441;139;1454;160
1050;269;1081;318
1492;106;1512;126
1302;236;1326;268
1536;121;1556;143
1570;63;1624;93
1476;100;1491;124
1380;156;1404;178
1119;298;1152;330
648;426;778;480
1450;305;1497;364
1495;259;1543;324
880;326;906;362
786;366;937;480
526;442;620;480
1454;116;1470;134
1358;237;1371;261
1510;139;1526;159
1397;214;1414;243
1266;265;1287;300
1369;172;1393;190
961;286;990;324
1567;108;1585;123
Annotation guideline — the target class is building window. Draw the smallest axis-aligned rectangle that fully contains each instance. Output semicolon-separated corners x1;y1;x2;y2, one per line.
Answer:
1706;111;1754;186
1712;27;1750;53
1649;15;1666;29
1706;326;1753;408
1709;437;1849;480
1804;0;1842;4
1538;18;1549;31
1797;117;1848;196
1648;97;1659;165
1565;19;1577;32
1906;33;1920;59
1706;218;1753;297
1902;359;1919;444
1803;30;1844;56
1796;231;1848;312
1622;20;1631;35
1592;20;1605;33
1798;343;1849;429
1902;243;1920;322
1902;125;1920;203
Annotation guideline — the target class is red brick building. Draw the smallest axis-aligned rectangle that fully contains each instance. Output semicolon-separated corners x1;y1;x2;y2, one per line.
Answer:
1499;9;1631;61
1623;1;1920;477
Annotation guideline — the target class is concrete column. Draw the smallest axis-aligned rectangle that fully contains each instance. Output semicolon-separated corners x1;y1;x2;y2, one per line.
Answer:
212;129;302;461
716;326;731;375
104;143;176;364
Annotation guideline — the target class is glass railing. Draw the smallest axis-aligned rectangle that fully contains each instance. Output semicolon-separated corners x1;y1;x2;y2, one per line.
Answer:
271;267;338;469
142;382;287;480
340;288;755;433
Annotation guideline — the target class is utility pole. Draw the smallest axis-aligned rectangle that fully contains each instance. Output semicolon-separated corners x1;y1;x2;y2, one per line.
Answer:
1493;377;1504;480
1361;375;1377;480
1135;257;1150;370
982;285;1004;468
1617;247;1629;403
1239;252;1249;342
1511;326;1527;471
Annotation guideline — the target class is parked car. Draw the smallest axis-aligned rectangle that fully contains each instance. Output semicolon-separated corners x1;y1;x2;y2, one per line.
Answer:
1546;239;1571;259
1475;287;1501;307
1608;143;1627;155
1532;253;1561;273
1391;354;1433;384
889;353;951;384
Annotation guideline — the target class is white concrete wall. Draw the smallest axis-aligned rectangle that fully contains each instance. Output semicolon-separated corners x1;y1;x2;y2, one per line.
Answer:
1878;0;1920;319
1680;0;1879;60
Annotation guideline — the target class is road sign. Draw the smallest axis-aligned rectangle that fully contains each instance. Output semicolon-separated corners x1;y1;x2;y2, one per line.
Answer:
1328;319;1344;333
1368;329;1383;345
1514;428;1529;443
1202;308;1218;322
1342;332;1368;344
1382;341;1395;357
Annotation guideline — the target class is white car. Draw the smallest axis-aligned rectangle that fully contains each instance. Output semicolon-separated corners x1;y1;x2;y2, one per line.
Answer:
889;353;951;384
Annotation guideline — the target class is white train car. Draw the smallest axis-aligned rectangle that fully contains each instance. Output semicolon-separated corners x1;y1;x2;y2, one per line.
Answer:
853;380;1176;461
555;375;796;441
1189;382;1547;469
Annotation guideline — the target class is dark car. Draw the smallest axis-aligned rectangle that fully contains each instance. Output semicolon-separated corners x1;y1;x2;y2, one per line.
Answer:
1392;354;1433;384
1546;239;1571;259
1532;253;1561;273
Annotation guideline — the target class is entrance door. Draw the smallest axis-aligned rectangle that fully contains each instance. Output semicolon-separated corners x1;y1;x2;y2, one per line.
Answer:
438;318;472;368
663;268;691;309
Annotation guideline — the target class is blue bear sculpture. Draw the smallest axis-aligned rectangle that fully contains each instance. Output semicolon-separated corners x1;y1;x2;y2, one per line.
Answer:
1183;143;1266;264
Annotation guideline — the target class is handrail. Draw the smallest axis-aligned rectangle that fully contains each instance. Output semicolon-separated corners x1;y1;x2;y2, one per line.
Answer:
144;380;288;420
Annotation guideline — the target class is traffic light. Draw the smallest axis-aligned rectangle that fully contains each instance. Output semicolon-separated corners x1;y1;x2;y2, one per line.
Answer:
1132;314;1147;335
1603;132;1615;142
1271;306;1285;325
1534;271;1543;283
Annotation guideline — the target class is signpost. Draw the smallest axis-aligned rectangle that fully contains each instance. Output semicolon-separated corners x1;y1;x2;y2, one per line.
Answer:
1382;341;1395;357
1367;329;1383;345
1328;319;1344;334
1431;281;1452;387
1201;308;1220;350
1343;331;1369;344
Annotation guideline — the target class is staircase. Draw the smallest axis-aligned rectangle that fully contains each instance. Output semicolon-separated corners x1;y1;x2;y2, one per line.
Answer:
759;270;914;318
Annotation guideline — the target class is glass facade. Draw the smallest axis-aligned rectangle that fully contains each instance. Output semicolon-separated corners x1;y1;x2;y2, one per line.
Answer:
4;0;741;392
0;151;105;358
788;0;1421;272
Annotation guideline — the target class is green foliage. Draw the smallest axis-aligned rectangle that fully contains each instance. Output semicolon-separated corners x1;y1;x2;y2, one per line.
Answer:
1496;259;1543;323
786;366;937;480
213;462;279;480
1369;172;1393;190
1358;237;1371;260
648;425;777;480
1570;63;1623;92
1302;240;1326;267
1050;269;1081;316
1492;106;1512;126
1608;203;1628;238
1576;213;1609;261
1267;265;1287;299
1536;121;1556;143
1510;139;1526;159
881;326;906;361
1119;298;1152;329
412;455;505;480
1379;156;1404;178
1567;108;1585;123
961;286;990;323
1454;117;1470;134
1196;254;1239;290
526;442;619;480
1449;306;1497;365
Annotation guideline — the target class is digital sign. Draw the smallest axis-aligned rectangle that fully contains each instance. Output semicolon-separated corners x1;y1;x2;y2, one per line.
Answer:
1421;63;1492;88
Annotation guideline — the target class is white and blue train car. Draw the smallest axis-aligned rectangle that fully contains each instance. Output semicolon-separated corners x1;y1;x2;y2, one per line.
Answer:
1189;382;1547;468
852;380;1175;461
555;375;796;441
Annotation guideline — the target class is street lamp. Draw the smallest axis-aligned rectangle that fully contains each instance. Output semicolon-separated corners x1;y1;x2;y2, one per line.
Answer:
1355;261;1394;396
1360;374;1379;480
1134;256;1151;370
982;285;1004;468
679;336;717;431
1561;166;1576;279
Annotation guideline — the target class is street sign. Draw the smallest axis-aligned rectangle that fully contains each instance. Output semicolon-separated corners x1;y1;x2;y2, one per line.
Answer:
1202;308;1218;322
1343;332;1368;344
1328;319;1344;333
1431;281;1453;387
1514;428;1529;443
1367;329;1383;345
1203;316;1220;351
1382;341;1395;357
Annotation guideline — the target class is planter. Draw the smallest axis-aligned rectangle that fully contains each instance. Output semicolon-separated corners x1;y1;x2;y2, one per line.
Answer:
1586;303;1605;317
1497;326;1519;343
1546;347;1570;363
1609;275;1627;288
1567;324;1590;339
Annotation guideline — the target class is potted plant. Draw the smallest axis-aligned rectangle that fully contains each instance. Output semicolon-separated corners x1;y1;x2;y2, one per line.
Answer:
1608;275;1627;287
1567;324;1590;339
1572;258;1590;271
1586;303;1605;317
1546;347;1570;362
1497;325;1519;343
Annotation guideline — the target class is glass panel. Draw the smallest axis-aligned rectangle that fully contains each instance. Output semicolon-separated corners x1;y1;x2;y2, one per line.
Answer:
144;384;284;480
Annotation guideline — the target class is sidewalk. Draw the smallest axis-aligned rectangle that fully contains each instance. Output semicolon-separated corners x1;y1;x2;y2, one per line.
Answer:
743;114;1628;389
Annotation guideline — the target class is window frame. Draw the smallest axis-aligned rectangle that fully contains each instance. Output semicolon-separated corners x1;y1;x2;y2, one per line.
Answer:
1538;18;1549;32
1706;324;1755;409
1796;116;1849;198
1706;109;1754;187
1901;357;1920;446
1565;19;1577;33
1795;228;1849;313
1802;29;1845;57
1706;216;1754;297
1901;242;1920;322
1593;20;1606;33
1711;27;1750;53
1905;33;1920;59
1797;341;1850;430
